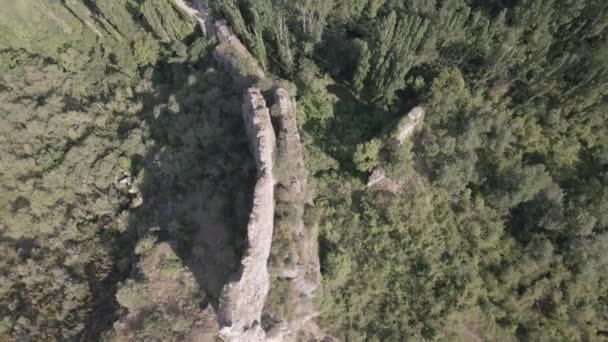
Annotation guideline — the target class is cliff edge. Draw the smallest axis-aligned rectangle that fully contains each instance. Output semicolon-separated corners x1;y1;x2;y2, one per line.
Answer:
218;88;276;342
173;1;323;340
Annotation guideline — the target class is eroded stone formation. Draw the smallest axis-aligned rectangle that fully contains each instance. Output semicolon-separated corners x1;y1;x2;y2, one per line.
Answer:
367;106;425;192
265;89;322;342
276;91;321;299
173;1;323;340
174;0;264;79
395;106;424;145
218;88;276;342
213;22;265;79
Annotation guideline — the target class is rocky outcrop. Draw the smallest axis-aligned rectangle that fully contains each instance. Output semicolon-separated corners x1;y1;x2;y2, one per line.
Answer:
174;0;263;79
367;106;424;193
395;106;424;145
173;2;323;341
213;22;265;79
275;88;320;297
264;89;322;341
366;167;400;192
173;0;214;35
173;3;275;339
218;88;276;342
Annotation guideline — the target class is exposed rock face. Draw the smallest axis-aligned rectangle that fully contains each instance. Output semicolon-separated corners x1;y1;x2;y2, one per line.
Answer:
395;106;424;145
173;0;214;35
366;167;400;192
173;2;324;341
218;88;276;342
265;89;322;341
213;22;265;79
174;0;264;79
275;89;320;296
367;106;424;193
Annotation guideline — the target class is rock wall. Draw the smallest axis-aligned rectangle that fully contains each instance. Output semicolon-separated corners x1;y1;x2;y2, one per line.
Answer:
265;89;323;341
174;0;264;79
173;0;214;35
367;106;424;192
173;2;323;341
394;106;424;145
218;88;276;341
218;88;276;342
213;22;265;79
274;88;320;296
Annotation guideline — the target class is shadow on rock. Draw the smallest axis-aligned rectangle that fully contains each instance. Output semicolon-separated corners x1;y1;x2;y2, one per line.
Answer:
87;50;256;340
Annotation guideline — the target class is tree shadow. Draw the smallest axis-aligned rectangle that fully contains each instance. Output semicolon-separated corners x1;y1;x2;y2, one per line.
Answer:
82;50;256;339
303;83;395;178
131;56;255;298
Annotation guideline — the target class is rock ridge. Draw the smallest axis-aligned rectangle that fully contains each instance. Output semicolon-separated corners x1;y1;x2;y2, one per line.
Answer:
264;89;323;341
367;106;425;192
174;1;323;340
218;88;276;342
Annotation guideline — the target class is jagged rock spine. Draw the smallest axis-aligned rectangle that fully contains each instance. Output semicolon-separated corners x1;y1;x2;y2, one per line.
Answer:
218;89;276;342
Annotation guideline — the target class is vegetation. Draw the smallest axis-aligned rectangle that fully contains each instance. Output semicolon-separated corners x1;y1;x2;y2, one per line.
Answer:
1;0;607;341
211;0;608;340
116;280;151;311
1;0;250;340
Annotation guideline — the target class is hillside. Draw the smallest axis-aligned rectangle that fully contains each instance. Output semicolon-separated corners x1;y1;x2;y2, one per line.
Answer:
1;0;608;341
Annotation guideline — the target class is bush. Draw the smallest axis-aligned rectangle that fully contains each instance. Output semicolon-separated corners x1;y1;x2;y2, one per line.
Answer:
135;233;158;256
116;280;151;311
353;138;382;172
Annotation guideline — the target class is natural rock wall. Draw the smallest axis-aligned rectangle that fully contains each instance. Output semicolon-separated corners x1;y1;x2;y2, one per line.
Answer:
174;3;275;340
213;22;265;79
174;2;323;341
265;89;322;341
174;0;264;79
173;0;214;35
218;88;276;342
275;88;320;296
395;106;424;145
367;106;424;192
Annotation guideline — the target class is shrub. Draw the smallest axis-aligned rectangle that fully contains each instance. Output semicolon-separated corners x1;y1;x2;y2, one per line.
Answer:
353;138;382;172
116;280;151;311
135;233;158;256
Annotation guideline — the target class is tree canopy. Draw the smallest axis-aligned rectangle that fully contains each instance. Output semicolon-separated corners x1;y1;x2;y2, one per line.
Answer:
1;0;607;340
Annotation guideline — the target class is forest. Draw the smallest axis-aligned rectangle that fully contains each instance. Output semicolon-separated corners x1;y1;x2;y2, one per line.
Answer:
1;0;608;341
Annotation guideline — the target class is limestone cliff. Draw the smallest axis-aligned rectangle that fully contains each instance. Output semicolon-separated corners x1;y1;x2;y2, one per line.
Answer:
173;1;323;341
213;22;265;79
367;106;424;192
174;0;264;79
264;89;322;341
394;106;424;145
218;88;276;342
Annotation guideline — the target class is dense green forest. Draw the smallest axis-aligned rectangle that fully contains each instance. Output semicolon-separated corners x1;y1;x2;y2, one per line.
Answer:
208;0;608;340
1;0;253;340
1;0;608;341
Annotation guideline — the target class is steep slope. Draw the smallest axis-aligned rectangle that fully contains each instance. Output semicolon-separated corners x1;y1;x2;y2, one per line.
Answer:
217;88;276;341
264;89;324;341
175;1;323;340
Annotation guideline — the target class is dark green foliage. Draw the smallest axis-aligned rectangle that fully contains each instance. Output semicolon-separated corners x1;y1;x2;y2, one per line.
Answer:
0;1;250;340
1;0;608;341
317;189;505;340
259;0;608;340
